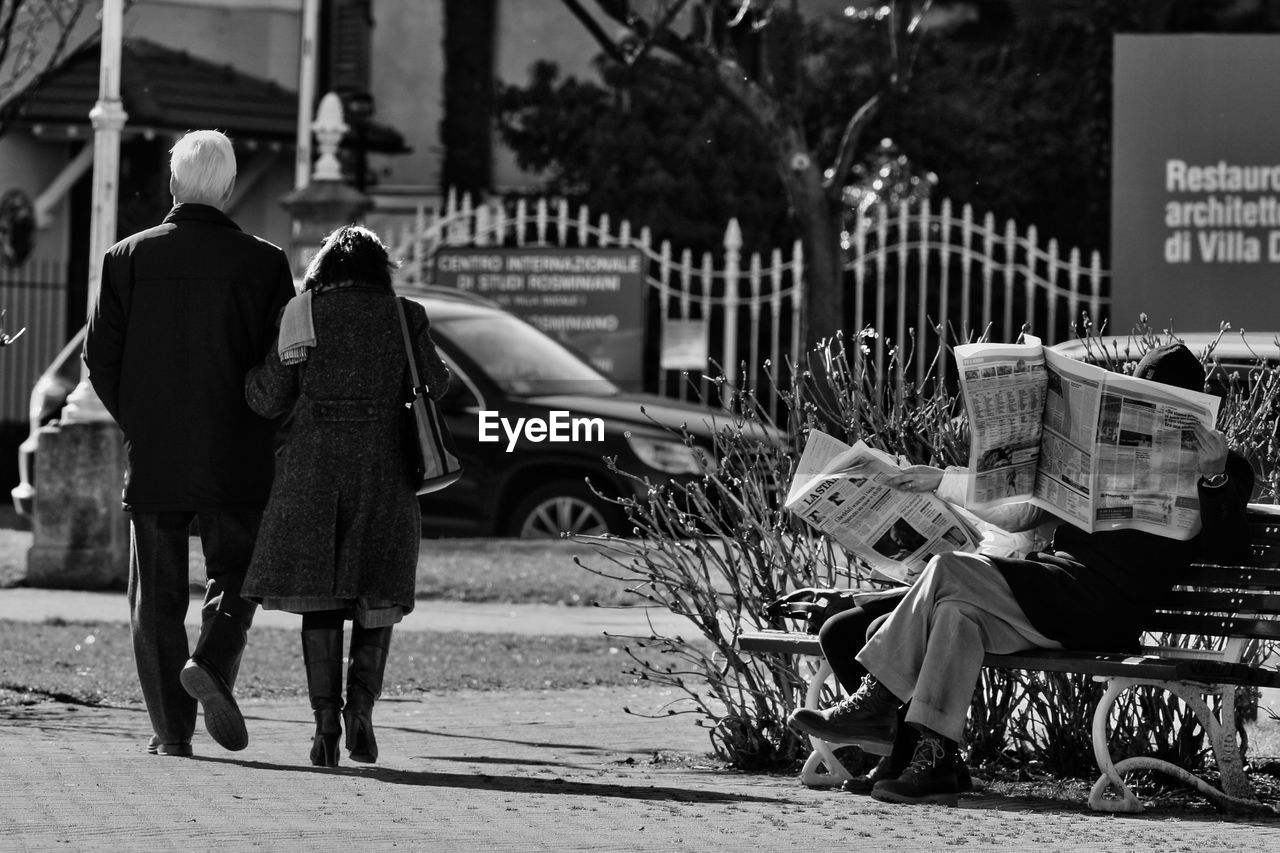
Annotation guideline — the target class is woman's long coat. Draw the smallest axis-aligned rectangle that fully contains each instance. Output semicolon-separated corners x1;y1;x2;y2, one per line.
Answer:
242;286;449;612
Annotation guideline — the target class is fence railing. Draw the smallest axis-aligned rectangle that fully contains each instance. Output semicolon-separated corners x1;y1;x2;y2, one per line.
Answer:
850;198;1109;390
0;259;67;423
388;191;1109;413
388;191;805;412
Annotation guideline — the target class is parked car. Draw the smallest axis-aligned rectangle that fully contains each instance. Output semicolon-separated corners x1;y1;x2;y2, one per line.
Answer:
1049;331;1280;393
11;287;775;538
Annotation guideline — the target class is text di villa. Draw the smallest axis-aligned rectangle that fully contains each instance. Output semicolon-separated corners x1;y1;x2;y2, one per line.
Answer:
1163;229;1280;263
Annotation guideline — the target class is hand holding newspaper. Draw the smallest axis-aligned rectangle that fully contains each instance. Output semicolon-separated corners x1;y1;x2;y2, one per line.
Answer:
953;336;1221;540
784;431;981;584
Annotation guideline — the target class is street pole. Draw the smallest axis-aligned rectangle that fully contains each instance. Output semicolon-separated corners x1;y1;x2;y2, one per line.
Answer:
295;0;320;191
26;0;130;588
61;0;126;424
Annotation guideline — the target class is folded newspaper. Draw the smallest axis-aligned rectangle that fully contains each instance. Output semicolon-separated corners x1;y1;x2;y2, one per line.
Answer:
953;336;1220;540
784;431;981;585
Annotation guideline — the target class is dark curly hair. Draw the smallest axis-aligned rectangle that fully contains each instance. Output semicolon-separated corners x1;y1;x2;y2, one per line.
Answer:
302;224;396;291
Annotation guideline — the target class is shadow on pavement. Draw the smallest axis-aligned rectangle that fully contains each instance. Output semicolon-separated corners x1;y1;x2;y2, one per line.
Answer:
188;754;794;805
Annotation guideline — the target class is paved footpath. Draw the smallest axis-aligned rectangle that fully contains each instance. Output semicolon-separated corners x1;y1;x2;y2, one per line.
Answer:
3;589;1280;851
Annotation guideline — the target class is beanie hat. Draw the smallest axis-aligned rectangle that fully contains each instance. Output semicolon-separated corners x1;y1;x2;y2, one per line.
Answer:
1132;342;1205;393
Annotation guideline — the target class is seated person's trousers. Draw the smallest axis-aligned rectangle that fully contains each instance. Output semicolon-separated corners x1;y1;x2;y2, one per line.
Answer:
855;551;1061;743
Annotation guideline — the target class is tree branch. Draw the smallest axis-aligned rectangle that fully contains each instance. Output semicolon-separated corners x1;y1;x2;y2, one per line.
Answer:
627;0;692;65
560;0;630;64
824;92;882;197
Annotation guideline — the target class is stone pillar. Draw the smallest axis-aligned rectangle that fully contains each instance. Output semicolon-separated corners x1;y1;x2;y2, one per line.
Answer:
26;421;129;589
281;92;373;274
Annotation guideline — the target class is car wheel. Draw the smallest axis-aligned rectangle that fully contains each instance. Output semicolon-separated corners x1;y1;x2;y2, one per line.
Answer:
508;481;625;538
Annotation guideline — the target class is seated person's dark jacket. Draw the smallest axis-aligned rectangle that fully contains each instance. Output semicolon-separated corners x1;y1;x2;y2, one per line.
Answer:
988;451;1254;652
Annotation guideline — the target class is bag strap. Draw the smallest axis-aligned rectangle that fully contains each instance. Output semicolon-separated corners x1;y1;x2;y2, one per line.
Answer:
395;296;427;399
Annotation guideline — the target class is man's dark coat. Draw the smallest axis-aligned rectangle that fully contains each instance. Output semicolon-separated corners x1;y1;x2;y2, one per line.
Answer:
84;203;296;511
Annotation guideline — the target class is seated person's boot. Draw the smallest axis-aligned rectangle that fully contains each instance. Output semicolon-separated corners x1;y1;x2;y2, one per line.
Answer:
870;729;962;806
841;709;916;794
787;675;900;756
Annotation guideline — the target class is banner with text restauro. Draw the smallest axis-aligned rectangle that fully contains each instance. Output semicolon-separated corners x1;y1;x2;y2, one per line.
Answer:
431;247;645;390
1112;35;1280;333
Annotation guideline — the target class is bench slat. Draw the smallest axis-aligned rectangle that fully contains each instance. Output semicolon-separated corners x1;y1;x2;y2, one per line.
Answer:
736;631;1280;688
1157;590;1280;614
1146;612;1280;641
1184;564;1280;588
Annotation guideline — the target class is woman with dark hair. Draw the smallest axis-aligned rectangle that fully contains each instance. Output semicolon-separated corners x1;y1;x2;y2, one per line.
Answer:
243;224;450;767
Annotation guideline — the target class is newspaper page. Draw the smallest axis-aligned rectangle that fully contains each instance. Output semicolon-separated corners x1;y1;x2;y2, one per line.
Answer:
958;340;1221;540
1032;348;1106;529
785;431;981;584
953;339;1048;511
1063;355;1220;539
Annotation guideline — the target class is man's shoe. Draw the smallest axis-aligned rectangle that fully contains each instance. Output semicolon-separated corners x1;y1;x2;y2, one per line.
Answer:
180;657;248;751
840;753;893;795
786;675;900;755
952;744;974;793
146;735;193;757
870;731;961;806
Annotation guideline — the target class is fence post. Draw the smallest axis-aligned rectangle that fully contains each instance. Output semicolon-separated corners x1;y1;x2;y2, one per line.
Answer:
769;247;784;412
721;218;742;408
536;197;549;245
938;198;953;382
1022;224;1037;340
875;210;889;394
412;203;426;284
556;198;570;245
895;202;909;389
1090;251;1104;333
916;198;931;386
748;251;762;393
791;239;804;388
1003;218;1019;342
1046;237;1060;342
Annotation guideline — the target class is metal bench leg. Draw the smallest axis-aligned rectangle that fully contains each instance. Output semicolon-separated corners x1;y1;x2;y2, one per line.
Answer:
1087;677;1272;814
797;659;855;788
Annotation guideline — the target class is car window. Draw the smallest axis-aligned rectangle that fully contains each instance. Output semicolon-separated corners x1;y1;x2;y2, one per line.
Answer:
432;314;621;397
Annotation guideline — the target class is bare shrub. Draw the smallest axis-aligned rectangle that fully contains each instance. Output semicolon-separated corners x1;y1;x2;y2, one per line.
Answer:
579;323;1278;775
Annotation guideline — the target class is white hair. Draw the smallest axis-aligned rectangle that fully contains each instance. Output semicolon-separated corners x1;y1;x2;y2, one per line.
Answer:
169;130;236;207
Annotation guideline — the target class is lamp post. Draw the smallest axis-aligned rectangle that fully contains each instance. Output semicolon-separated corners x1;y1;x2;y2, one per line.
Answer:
62;0;126;424
26;0;130;588
295;0;320;191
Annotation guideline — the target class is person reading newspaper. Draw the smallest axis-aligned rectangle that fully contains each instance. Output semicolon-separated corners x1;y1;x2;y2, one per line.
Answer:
770;462;1056;794
785;343;1254;806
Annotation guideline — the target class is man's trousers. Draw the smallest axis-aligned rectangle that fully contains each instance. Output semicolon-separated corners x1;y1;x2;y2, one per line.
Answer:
855;551;1061;743
127;509;260;746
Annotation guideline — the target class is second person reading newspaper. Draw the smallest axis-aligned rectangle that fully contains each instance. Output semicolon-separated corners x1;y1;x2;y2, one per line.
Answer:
771;458;1057;795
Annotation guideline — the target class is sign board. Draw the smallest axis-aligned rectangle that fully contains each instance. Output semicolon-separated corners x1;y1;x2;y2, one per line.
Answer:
431;247;646;389
1112;35;1280;333
660;318;709;371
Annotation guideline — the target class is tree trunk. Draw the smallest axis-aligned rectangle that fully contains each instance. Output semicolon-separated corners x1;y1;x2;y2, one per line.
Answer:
441;0;497;196
770;139;845;349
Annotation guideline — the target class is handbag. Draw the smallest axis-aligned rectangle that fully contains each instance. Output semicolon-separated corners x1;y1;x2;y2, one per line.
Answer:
396;297;463;494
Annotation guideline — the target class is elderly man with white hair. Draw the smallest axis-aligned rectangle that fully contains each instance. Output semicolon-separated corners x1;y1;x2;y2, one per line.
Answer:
85;130;295;757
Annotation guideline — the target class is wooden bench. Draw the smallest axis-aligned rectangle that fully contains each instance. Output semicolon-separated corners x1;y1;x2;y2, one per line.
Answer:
738;503;1280;814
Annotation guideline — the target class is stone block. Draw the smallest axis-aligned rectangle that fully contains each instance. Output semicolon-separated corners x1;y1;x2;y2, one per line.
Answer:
26;421;129;590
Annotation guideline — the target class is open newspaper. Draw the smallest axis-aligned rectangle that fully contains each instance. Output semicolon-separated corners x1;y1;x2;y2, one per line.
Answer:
953;337;1220;540
784;431;981;584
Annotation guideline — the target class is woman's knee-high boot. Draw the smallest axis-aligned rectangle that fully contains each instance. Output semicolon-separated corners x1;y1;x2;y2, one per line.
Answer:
344;624;392;763
301;628;345;767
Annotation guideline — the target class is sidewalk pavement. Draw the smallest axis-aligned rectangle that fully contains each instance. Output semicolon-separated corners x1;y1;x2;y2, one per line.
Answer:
0;586;703;637
4;588;1280;851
